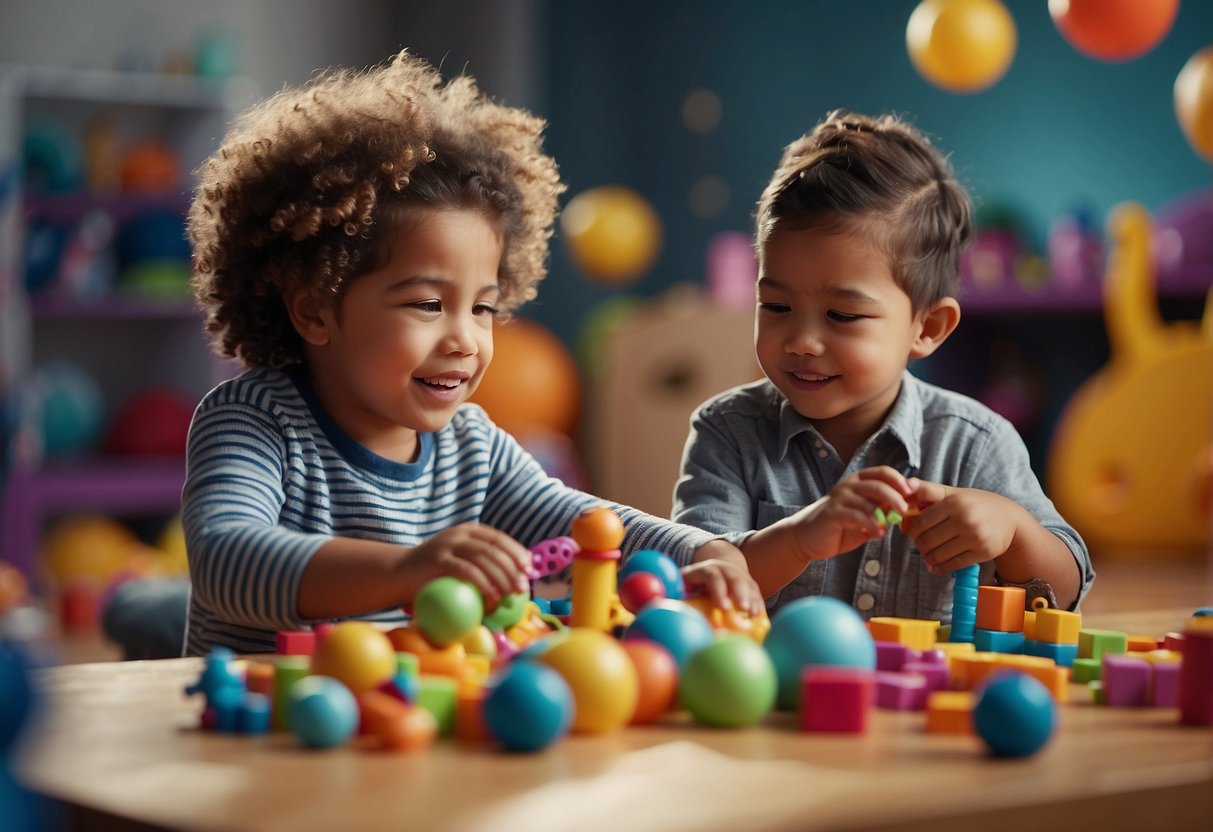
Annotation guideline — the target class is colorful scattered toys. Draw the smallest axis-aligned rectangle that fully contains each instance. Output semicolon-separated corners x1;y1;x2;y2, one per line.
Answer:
763;595;876;711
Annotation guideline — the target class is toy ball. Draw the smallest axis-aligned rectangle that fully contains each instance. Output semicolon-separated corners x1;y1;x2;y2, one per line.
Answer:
537;627;638;734
35;361;105;457
119;142;181;193
1049;0;1178;63
461;625;498;662
973;672;1057;757
680;635;777;728
413;577;484;647
626;599;714;668
618;549;686;601
469;317;580;439
570;506;625;551
763;596;876;710
310;621;397;694
906;0;1017;94
620;639;680;725
560;185;662;285
104;387;195;456
288;675;359;749
41;514;141;585
482;660;574;751
619;571;667;614
1175;47;1213;165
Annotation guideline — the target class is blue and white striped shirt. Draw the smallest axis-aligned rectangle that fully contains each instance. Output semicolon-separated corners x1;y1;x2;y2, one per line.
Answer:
183;367;715;655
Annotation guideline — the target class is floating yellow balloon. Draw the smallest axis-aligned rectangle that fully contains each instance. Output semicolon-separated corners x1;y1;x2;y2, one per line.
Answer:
560;186;662;285
906;0;1017;94
1175;46;1213;164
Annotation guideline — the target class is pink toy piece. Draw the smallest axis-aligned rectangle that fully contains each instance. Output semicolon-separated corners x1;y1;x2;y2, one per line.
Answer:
875;671;928;711
276;630;317;656
918;648;948;665
1179;628;1213;726
1150;662;1181;709
312;622;334;641
875;641;920;672
493;630;520;663
1164;632;1185;652
800;667;874;733
1102;655;1151;708
529;536;579;579
902;660;951;694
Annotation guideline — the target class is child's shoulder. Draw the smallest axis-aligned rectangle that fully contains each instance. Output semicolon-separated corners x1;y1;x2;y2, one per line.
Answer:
197;366;302;414
693;378;784;421
911;374;1014;436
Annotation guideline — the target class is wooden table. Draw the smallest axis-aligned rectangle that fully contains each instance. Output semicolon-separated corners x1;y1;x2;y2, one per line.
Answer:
13;600;1213;832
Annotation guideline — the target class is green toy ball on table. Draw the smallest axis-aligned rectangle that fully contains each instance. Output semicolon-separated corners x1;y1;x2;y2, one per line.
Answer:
680;635;777;728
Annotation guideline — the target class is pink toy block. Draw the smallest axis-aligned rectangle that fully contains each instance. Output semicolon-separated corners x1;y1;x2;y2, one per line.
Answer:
276;630;317;656
1102;655;1150;708
875;641;921;672
903;660;950;693
1180;628;1213;726
1150;661;1181;709
800;667;874;733
918;648;947;665
875;671;927;710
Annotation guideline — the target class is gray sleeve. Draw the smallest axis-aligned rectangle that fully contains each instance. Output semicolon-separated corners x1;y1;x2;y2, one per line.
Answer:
967;416;1095;611
671;405;758;557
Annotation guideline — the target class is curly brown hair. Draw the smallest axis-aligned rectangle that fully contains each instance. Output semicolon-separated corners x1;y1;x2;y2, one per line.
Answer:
755;110;972;312
189;50;565;368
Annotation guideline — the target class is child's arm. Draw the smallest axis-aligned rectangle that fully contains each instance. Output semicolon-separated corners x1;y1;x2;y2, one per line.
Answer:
900;480;1082;610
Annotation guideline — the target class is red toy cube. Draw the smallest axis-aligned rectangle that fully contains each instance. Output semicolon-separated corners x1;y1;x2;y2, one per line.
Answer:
800;667;874;733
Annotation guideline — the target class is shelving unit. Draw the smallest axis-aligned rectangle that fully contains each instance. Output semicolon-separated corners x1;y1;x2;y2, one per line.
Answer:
0;65;253;589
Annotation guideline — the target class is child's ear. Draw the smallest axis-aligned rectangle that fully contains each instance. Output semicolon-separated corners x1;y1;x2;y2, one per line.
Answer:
910;296;960;359
284;288;334;347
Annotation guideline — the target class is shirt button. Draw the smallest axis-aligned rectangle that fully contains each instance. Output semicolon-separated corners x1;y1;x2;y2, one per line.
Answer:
814;439;823;448
857;593;875;611
817;449;829;458
864;560;881;577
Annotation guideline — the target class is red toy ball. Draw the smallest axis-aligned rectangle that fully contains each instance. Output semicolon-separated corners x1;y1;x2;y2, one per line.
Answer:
619;571;667;614
1049;0;1179;63
104;387;195;456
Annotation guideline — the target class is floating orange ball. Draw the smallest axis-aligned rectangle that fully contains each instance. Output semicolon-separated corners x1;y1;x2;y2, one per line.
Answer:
1049;0;1179;62
906;0;1017;94
470;317;580;439
1175;46;1213;164
560;186;662;285
570;506;625;552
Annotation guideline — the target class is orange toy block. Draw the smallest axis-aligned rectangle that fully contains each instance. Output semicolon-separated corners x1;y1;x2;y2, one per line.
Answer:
926;691;974;734
456;688;489;744
975;586;1026;632
868;617;941;652
929;641;975;673
952;652;1000;690
1126;634;1159;652
387;625;468;677
1034;609;1082;644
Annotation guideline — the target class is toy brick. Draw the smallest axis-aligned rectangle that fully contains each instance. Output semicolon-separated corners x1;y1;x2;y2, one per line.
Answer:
1022;611;1037;641
275;629;316;656
952;652;1001;690
868;618;941;652
925;691;974;734
272;656;310;732
1033;609;1081;644
417;675;459;737
245;661;275;699
1139;649;1181;664
975;586;1026;632
937;624;952;643
1089;680;1104;705
456;687;489;743
875;640;921;671
1031;641;1077;668
1150;662;1181;708
902;660;950;694
1102;655;1150;708
1163;632;1185;651
238;692;271;734
800;667;874;733
1071;657;1101;683
997;655;1068;702
1079;629;1128;661
929;641;975;673
1126;634;1158;652
396;651;420;676
974;628;1025;654
875;671;928;711
1179;628;1213;726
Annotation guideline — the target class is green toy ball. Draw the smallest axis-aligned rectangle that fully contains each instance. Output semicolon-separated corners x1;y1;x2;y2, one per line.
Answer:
413;577;484;647
679;635;777;728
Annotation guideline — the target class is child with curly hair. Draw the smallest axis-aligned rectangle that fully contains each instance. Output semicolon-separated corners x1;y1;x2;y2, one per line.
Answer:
180;51;759;655
672;110;1093;621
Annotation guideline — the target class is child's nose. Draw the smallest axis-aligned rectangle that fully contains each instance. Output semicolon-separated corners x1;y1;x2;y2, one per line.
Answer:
785;326;824;356
443;318;478;355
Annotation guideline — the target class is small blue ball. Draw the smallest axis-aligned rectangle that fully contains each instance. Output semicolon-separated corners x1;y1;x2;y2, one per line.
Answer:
618;549;685;600
974;672;1056;757
483;661;573;752
626;599;714;668
289;676;359;749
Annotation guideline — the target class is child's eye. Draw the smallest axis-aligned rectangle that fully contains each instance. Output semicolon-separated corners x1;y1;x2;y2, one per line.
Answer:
758;302;790;314
409;300;442;313
473;303;500;317
827;310;861;323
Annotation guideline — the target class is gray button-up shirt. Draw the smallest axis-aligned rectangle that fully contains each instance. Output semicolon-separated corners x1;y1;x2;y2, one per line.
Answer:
672;371;1093;621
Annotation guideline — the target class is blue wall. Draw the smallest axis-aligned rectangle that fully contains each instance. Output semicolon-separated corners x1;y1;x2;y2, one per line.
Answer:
532;0;1213;347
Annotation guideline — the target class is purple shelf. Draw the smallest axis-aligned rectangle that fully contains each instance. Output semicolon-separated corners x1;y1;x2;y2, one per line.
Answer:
961;266;1212;315
30;295;200;320
24;193;191;224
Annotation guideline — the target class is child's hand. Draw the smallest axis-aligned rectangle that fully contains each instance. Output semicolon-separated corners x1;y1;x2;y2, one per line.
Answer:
681;558;764;617
788;466;915;562
900;480;1019;575
401;522;531;607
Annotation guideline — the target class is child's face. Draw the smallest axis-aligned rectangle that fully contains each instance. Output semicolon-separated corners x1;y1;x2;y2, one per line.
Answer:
755;225;928;443
303;209;503;454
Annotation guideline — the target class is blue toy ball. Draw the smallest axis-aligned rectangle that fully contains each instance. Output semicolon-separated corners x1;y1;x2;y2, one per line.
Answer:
289;676;359;749
625;599;714;668
36;361;105;457
763;596;876;710
618;549;685;600
973;672;1057;757
483;660;573;752
0;642;34;751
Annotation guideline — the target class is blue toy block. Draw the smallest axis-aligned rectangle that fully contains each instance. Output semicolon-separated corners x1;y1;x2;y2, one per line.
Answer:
1032;641;1078;667
974;628;1025;654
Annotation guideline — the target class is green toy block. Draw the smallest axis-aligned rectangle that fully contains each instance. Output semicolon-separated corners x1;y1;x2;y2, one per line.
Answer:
417;675;459;737
396;651;420;677
1078;629;1128;661
272;656;310;731
1088;679;1104;705
1070;656;1102;683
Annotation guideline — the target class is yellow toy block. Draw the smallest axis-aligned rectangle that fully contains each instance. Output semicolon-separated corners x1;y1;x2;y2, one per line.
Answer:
868;617;941;651
1139;648;1182;664
952;652;1000;690
926;691;974;734
929;641;975;672
1023;610;1037;641
1126;634;1159;652
975;586;1026;632
1186;615;1213;632
1034;609;1082;644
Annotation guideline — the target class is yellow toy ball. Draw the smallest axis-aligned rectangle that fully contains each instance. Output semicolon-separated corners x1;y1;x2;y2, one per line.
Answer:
560;186;662;285
538;627;638;734
1175;46;1213;164
41;515;142;585
906;0;1017;94
310;621;397;694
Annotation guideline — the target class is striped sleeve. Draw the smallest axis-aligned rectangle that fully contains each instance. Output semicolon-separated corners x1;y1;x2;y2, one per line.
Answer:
182;398;328;633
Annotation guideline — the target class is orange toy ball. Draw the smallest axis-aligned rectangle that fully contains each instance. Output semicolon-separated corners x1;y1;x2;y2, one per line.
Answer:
1049;0;1179;62
0;562;30;614
621;639;679;725
570;506;625;551
1175;46;1213;164
310;621;397;694
560;186;662;285
906;0;1017;94
469;317;580;439
119;142;182;193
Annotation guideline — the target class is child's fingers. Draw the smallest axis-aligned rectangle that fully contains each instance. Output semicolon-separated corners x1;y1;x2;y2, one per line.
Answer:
468;525;533;575
686;565;732;611
724;571;763;617
441;557;502;605
856;466;913;495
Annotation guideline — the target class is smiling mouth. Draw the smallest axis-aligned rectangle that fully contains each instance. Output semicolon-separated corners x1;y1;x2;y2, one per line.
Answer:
789;370;837;383
417;376;465;389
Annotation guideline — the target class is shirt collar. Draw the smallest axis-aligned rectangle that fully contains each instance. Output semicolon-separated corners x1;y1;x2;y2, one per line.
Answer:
774;370;924;468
